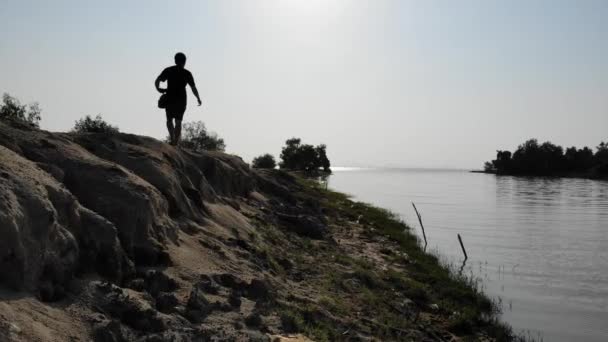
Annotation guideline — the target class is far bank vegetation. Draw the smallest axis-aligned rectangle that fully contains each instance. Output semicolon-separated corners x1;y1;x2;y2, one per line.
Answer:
485;138;608;178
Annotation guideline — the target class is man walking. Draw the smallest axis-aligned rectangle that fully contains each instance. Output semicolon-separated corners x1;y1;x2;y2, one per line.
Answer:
155;52;202;145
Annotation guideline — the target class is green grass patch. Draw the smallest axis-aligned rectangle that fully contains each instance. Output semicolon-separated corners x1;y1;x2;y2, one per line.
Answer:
277;306;340;342
295;175;519;340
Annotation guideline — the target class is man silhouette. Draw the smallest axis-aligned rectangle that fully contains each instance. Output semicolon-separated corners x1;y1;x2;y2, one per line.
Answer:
155;52;202;145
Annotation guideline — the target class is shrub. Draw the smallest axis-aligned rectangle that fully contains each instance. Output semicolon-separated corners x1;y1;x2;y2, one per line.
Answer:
72;115;119;133
180;121;226;152
279;138;331;172
252;154;276;169
0;93;41;127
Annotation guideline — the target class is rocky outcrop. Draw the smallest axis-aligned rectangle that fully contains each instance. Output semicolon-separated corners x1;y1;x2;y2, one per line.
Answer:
0;145;131;299
0;121;260;295
0;121;295;340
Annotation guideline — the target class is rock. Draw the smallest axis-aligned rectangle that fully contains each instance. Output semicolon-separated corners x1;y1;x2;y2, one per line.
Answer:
77;208;135;282
276;213;328;239
126;278;146;292
280;313;300;333
0;122;183;266
187;287;210;311
184;150;255;198
142;270;178;296
135;330;201;342
196;274;220;294
0;139;137;294
0;146;78;295
0;321;21;341
228;291;242;308
198;239;222;253
71;133;211;225
277;257;294;271
246;279;273;301
184;309;207;324
93;282;166;332
155;292;179;313
93;319;135;342
36;162;65;182
245;312;263;328
226;237;251;251
254;169;298;205
402;298;415;308
242;330;271;342
212;273;245;289
9;323;21;335
185;287;213;323
0;120;261;299
38;279;66;302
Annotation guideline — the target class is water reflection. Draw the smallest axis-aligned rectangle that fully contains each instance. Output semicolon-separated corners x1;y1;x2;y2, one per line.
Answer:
327;169;608;342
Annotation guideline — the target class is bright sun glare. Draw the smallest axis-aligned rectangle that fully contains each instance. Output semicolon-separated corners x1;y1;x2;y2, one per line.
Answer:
279;0;343;13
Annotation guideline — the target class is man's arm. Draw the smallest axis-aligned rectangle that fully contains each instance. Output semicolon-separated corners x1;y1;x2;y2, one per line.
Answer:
188;72;202;106
155;69;167;93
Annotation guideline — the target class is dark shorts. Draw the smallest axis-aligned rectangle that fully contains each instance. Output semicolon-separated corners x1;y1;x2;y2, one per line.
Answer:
165;101;186;121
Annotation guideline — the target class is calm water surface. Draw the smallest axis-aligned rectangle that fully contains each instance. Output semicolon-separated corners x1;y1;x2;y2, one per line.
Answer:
328;168;608;342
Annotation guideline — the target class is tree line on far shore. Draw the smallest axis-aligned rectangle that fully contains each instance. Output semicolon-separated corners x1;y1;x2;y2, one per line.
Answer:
485;138;608;177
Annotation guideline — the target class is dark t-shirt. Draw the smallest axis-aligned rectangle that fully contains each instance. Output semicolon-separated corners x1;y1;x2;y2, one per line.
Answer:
158;66;195;104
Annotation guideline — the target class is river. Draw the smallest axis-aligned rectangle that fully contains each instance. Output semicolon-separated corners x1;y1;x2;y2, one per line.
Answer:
327;168;608;342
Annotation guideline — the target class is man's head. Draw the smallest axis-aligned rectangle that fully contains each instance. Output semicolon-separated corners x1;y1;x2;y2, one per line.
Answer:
175;52;186;67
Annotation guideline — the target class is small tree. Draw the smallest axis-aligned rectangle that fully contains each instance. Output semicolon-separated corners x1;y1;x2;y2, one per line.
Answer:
252;154;276;169
72;115;119;133
279;138;302;169
0;93;41;127
315;144;331;172
180;121;225;152
279;137;331;172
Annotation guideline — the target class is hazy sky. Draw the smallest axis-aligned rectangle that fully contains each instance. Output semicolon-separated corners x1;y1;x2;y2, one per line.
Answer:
1;0;607;168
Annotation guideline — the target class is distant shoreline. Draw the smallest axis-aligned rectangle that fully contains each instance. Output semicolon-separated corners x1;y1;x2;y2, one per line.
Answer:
469;170;494;174
469;169;608;181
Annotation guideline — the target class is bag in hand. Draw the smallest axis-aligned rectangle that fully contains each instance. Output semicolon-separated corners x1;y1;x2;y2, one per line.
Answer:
158;94;168;109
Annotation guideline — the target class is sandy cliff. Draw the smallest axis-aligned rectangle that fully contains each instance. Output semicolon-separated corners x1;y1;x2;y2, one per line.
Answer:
0;121;512;341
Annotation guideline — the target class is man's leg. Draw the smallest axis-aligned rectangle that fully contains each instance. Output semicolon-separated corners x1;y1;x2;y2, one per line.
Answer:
166;117;175;145
174;119;182;145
